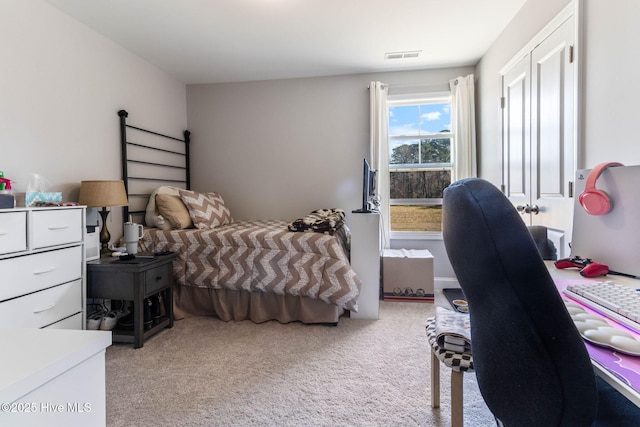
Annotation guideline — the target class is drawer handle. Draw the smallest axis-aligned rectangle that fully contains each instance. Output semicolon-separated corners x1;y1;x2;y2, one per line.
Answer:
33;303;56;313
156;276;162;282
33;266;56;275
0;229;8;236
48;224;70;231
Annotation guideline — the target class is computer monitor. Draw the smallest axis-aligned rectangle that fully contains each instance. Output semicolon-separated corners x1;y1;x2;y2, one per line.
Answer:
353;158;377;213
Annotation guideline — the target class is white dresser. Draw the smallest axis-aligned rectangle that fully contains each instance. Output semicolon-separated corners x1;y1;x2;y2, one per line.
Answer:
0;206;86;329
0;327;111;426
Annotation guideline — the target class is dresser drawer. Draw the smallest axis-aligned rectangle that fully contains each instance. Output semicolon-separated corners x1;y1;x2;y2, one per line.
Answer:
145;262;173;295
0;245;82;301
0;211;27;255
44;312;83;330
31;209;83;249
0;279;82;328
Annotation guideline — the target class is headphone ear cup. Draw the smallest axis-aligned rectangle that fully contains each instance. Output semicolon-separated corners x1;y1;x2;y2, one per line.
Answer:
579;162;623;216
579;189;611;215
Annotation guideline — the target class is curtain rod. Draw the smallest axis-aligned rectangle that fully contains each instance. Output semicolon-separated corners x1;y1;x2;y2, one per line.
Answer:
367;81;451;90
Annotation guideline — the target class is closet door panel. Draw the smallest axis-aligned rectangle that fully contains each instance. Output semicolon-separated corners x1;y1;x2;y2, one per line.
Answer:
500;11;576;258
530;16;575;243
502;55;530;208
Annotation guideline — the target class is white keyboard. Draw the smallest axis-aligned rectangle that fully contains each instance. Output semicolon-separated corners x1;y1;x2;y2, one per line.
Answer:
563;281;640;335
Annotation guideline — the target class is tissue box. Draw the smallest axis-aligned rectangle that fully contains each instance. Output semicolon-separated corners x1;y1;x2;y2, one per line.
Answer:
382;249;434;302
25;192;62;207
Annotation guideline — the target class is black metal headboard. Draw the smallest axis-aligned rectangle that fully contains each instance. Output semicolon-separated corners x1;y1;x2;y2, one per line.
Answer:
118;109;191;224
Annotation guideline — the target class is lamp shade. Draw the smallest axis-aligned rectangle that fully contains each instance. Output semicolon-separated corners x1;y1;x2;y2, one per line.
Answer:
78;180;128;208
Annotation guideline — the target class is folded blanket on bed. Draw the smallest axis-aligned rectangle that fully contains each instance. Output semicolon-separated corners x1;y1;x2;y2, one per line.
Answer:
288;208;346;233
434;306;471;353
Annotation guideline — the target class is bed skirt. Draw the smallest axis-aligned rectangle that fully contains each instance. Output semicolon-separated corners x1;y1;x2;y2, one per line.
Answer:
173;285;344;325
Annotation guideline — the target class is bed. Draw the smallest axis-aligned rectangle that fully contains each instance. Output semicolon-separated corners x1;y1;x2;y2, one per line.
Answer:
118;110;361;324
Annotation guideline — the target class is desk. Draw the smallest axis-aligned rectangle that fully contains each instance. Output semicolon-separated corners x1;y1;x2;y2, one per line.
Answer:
547;261;640;407
436;263;640;407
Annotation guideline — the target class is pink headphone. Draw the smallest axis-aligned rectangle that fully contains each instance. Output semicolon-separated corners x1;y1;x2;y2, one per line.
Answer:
579;162;624;215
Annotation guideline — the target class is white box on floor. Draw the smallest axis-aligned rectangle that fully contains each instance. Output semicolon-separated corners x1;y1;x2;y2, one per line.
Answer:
382;249;434;301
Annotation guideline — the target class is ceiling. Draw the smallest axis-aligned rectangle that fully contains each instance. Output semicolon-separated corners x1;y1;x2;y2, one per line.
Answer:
45;0;526;85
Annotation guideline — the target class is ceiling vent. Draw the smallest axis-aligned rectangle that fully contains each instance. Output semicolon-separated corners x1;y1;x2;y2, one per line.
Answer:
385;51;422;60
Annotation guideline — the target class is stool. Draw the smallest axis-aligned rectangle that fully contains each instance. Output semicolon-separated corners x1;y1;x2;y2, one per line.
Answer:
426;317;474;427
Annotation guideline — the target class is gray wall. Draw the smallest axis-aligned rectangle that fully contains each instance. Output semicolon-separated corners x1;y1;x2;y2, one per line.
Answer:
1;0;187;241
186;67;474;223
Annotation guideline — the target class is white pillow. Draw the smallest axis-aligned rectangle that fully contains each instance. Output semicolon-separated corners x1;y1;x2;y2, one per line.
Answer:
145;186;184;229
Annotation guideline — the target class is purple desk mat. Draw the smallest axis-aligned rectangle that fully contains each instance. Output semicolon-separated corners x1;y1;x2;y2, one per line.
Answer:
555;278;640;393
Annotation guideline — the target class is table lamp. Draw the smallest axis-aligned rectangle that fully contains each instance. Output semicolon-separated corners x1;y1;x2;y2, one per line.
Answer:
78;180;128;256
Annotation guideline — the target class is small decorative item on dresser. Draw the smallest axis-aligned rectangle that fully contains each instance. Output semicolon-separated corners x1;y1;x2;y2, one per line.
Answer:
0;171;15;208
78;180;128;256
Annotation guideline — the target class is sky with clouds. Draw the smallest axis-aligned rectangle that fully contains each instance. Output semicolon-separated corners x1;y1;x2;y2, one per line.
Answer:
388;102;451;152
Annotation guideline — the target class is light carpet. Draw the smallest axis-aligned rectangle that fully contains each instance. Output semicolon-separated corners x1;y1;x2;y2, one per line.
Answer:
106;301;494;426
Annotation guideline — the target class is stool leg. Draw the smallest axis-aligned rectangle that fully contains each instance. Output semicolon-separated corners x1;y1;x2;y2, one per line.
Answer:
431;348;440;408
451;370;464;427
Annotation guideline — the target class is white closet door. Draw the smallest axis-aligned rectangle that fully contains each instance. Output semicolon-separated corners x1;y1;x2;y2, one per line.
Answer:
501;14;576;258
502;54;531;217
530;15;575;256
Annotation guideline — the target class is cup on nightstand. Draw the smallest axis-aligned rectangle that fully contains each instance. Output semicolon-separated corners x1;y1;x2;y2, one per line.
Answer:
124;222;143;254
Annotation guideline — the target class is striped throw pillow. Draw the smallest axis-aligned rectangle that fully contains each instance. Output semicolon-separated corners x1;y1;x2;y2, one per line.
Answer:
178;190;233;229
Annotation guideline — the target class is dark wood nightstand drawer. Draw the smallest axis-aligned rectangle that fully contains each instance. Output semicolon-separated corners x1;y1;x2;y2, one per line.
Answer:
86;254;176;348
144;262;172;295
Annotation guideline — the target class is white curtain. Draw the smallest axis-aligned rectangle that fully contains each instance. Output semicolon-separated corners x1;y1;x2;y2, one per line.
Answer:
369;81;390;248
449;74;477;180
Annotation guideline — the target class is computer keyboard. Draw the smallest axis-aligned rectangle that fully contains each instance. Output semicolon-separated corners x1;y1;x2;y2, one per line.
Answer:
563;281;640;335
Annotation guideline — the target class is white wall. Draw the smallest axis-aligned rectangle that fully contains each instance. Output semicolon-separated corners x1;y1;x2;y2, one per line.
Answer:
581;0;640;166
0;0;187;241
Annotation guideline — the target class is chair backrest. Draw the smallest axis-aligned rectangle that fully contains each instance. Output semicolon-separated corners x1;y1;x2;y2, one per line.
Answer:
442;178;597;427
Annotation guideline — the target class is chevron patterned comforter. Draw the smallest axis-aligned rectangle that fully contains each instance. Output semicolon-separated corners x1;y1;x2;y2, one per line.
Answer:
139;220;361;311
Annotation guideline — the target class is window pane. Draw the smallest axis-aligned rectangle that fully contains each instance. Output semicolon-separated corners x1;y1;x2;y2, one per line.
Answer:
387;97;452;233
390;205;443;232
389;105;420;136
421;138;451;164
419;103;451;134
390;139;420;164
390;170;451;199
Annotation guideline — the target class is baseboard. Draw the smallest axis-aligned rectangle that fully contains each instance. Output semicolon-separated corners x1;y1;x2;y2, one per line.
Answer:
435;276;459;288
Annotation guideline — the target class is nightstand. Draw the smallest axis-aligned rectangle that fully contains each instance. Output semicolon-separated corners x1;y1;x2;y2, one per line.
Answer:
86;253;176;348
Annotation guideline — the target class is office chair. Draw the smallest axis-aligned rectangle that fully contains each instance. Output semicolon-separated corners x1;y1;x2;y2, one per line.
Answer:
441;178;640;426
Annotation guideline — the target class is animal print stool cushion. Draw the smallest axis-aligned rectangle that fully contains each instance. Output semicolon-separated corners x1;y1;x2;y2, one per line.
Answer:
426;317;474;372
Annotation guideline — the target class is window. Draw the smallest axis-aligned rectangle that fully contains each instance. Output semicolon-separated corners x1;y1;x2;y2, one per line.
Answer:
387;95;452;233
